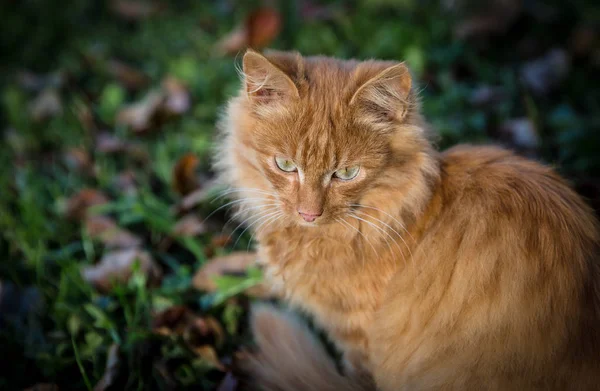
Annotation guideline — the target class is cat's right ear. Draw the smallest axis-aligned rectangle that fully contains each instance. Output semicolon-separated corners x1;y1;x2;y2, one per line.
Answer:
242;50;299;103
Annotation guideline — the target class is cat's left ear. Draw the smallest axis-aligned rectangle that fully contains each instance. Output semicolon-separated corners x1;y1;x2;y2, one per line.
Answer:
350;62;412;123
242;50;300;103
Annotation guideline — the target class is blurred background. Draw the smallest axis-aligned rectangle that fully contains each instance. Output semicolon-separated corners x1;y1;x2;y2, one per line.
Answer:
1;0;599;390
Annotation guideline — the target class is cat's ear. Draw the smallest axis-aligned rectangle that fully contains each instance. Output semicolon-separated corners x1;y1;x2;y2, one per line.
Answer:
242;50;299;103
350;62;412;123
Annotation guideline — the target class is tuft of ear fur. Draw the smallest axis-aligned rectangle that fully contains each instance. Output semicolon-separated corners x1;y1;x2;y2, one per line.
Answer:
242;50;299;103
351;62;412;124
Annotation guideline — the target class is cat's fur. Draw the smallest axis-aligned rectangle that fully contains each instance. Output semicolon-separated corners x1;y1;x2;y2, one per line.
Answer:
214;49;600;390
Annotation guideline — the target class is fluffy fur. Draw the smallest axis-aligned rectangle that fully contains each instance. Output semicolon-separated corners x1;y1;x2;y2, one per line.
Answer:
214;49;600;390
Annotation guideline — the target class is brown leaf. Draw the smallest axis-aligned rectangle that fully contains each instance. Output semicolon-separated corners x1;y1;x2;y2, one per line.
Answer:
211;234;232;249
452;0;522;39
162;76;191;115
63;189;110;221
192;345;226;371
153;306;224;345
116;90;164;133
216;372;238;391
192;252;272;300
172;214;208;237
81;248;161;292
93;344;120;391
569;26;597;57
29;88;63;122
172;153;200;196
85;216;142;249
215;8;281;56
107;59;150;90
110;0;162;20
520;49;570;95
23;384;59;391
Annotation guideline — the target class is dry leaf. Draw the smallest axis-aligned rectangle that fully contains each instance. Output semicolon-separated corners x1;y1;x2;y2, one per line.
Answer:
63;189;110;221
451;0;522;39
93;344;120;391
172;153;200;196
172;214;207;237
116;90;164;133
107;59;150;90
23;384;59;391
520;49;570;95
192;345;226;371
162;76;191;115
85;216;142;249
215;8;281;55
82;248;161;292
29;88;63;122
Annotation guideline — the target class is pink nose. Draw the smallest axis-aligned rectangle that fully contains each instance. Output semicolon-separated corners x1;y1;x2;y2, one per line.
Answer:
298;211;322;222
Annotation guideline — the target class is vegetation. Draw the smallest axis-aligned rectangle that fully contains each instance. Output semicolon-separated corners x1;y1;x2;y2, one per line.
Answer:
1;0;598;389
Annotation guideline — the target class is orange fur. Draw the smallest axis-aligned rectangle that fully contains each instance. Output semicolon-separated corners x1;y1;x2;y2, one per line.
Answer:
214;49;600;390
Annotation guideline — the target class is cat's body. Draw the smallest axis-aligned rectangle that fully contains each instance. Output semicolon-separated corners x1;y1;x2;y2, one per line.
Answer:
215;50;600;390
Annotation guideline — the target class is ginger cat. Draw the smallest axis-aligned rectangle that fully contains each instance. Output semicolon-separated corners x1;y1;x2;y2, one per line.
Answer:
214;49;600;390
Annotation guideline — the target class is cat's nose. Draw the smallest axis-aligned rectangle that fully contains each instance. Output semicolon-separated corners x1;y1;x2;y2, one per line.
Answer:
298;210;322;222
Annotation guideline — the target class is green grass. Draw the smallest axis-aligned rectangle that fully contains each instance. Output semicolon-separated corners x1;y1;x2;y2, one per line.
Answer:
1;0;599;389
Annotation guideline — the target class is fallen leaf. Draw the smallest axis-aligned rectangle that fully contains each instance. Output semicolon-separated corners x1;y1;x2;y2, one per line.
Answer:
520;48;570;95
162;76;191;115
81;248;161;292
93;344;120;391
107;59;150;90
116;90;164;133
216;372;238;391
23;384;59;391
192;252;274;300
110;0;162;20
210;234;232;249
172;214;207;237
29;88;63;122
63;189;110;221
85;216;142;248
172;153;200;196
152;305;226;369
215;8;281;55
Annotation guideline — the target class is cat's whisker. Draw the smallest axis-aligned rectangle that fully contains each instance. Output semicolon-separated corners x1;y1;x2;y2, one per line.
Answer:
336;217;379;264
232;209;282;249
247;211;283;251
350;203;416;243
220;202;281;234
354;210;415;269
349;213;406;266
203;197;276;224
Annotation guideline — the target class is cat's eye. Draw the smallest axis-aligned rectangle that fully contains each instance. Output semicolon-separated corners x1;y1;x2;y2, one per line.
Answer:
275;156;297;172
333;165;360;181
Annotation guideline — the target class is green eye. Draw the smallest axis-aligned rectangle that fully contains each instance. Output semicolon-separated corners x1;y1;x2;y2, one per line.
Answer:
275;156;297;172
334;165;360;180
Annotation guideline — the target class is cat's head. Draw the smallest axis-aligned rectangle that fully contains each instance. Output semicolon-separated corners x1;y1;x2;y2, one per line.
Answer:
215;50;435;229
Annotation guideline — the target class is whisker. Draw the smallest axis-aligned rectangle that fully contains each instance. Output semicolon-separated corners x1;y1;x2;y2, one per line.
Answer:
336;217;379;263
247;212;283;251
349;213;405;265
350;203;415;243
220;202;281;233
232;210;282;248
203;197;276;224
354;210;414;269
